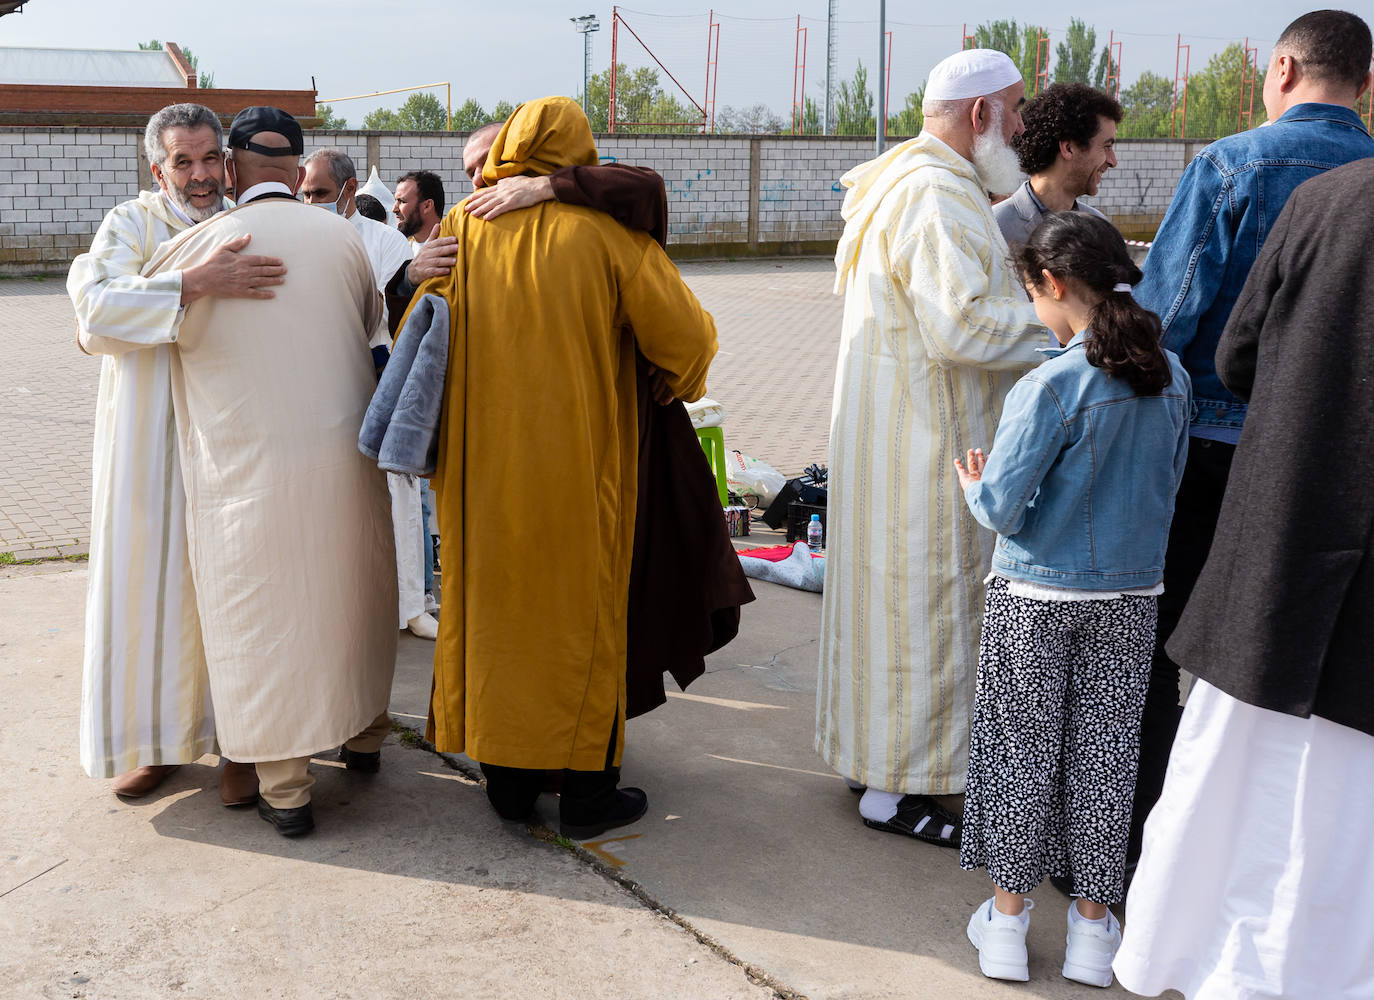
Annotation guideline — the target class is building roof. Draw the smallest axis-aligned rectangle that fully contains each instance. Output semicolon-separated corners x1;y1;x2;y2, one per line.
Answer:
0;46;188;87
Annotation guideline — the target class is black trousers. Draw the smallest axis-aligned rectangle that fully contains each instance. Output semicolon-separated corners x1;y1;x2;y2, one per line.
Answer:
1129;438;1235;863
480;718;620;826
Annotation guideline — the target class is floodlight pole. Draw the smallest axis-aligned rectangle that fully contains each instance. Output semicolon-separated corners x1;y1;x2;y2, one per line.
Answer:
571;14;601;119
876;0;886;154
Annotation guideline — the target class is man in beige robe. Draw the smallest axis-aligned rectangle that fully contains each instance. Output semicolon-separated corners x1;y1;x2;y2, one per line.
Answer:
817;49;1044;847
144;107;397;837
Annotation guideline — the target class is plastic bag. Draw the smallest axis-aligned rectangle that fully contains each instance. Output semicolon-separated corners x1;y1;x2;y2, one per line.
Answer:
726;451;786;506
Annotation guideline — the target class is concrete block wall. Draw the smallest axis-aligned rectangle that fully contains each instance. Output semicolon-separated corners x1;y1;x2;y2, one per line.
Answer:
757;139;872;248
1090;138;1206;241
2;126;1195;275
601;135;753;245
0;129;140;268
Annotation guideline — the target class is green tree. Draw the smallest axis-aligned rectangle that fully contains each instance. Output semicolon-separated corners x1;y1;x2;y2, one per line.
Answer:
448;98;489;131
315;104;348;129
973;20;1047;95
1183;43;1266;139
888;83;925;136
393;92;448;130
491;100;517;123
362;107;400;130
834;60;874;136
581;64;701;133
800;94;821;134
1118;70;1175;138
1053;19;1094;86
716;103;784;134
139;39;213;88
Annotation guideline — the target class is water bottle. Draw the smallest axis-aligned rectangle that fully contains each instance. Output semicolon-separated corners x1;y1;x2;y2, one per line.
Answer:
806;513;824;552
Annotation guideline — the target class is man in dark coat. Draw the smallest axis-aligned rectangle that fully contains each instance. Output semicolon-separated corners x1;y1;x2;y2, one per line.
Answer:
1113;157;1374;999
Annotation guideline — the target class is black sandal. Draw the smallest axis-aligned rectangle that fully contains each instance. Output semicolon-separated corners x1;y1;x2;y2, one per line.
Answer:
862;793;962;848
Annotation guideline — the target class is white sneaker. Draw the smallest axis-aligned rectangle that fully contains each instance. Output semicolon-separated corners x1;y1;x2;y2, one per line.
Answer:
406;612;439;640
424;591;440;614
966;897;1032;982
1062;903;1121;988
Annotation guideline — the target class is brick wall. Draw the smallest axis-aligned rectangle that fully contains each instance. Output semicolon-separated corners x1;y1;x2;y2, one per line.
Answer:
1;127;1196;275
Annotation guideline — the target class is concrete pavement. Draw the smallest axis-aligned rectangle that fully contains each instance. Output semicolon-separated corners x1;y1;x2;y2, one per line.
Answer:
1;260;840;559
0;555;1174;999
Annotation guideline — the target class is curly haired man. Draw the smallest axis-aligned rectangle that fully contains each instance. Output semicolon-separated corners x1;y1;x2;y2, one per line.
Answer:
994;82;1122;248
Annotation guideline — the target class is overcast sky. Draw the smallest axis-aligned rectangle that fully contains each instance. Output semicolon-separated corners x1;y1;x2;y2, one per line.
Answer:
1;1;1325;126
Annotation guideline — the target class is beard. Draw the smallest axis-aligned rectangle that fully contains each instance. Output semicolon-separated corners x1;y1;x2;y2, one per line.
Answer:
970;105;1025;198
396;213;422;238
164;177;224;223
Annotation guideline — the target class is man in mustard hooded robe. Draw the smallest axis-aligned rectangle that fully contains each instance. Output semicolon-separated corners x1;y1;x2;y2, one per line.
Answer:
414;97;718;839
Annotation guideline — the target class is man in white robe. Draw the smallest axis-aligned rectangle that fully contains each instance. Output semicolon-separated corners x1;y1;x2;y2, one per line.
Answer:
143;107;398;837
69;102;285;804
301;148;437;639
817;49;1044;846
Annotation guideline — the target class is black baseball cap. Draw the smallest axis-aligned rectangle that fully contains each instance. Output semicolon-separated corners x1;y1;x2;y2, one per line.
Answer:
228;106;304;156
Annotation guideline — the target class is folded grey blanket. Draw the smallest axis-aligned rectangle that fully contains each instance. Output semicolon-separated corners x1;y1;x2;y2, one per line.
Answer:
359;293;448;476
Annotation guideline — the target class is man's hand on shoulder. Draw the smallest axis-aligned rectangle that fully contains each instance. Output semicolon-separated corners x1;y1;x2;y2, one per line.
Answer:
180;234;286;305
464;175;555;221
406;225;459;285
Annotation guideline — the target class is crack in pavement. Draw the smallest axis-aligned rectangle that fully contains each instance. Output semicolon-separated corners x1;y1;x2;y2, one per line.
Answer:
394;721;809;1000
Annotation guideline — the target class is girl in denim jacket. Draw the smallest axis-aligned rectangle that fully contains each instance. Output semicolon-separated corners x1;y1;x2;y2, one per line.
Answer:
954;212;1190;988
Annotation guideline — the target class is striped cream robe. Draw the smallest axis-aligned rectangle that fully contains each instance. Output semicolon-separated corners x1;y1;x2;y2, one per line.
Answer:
816;133;1045;795
69;190;219;777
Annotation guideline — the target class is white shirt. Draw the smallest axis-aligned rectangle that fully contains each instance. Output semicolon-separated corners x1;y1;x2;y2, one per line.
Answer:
347;210;414;295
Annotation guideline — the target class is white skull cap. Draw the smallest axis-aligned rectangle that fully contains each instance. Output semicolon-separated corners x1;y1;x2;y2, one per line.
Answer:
925;48;1023;101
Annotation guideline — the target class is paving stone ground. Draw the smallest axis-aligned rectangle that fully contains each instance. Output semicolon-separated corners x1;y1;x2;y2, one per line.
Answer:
0;260;842;558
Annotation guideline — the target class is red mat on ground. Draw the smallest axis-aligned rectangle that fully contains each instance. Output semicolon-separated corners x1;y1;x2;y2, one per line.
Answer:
737;543;822;562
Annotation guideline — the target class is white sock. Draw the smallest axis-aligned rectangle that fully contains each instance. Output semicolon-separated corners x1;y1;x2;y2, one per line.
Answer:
858;788;903;822
991;901;1030;925
1069;901;1111;926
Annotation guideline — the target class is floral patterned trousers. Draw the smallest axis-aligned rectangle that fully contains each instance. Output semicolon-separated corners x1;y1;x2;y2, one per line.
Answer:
959;576;1156;904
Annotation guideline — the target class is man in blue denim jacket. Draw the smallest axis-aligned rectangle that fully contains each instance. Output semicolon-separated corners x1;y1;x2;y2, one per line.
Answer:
1129;9;1374;865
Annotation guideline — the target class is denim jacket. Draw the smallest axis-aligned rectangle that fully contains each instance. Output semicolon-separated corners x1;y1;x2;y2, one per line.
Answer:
1135;103;1374;443
964;331;1191;590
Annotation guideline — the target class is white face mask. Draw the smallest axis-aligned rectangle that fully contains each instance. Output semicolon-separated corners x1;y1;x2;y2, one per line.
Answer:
308;183;350;215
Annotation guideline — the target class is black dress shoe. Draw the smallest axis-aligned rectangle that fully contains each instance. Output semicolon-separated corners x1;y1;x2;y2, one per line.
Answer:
257;798;315;837
338;745;381;773
560;787;649;840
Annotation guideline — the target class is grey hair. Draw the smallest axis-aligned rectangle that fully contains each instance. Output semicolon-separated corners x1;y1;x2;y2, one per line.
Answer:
921;97;974;119
144;103;223;167
303;147;357;188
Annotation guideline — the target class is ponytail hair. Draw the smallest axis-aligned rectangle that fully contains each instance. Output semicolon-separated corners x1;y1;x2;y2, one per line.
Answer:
1015;212;1172;396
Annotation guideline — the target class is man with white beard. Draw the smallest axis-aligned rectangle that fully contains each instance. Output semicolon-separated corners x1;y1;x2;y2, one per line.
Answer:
817;48;1044;848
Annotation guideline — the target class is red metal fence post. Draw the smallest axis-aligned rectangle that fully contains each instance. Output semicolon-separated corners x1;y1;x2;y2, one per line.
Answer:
792;16;808;134
884;31;893;128
1106;31;1122;102
706;12;720;134
1363;62;1374;131
1238;38;1258;133
610;6;618;134
1172;34;1190;139
1034;31;1050;96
